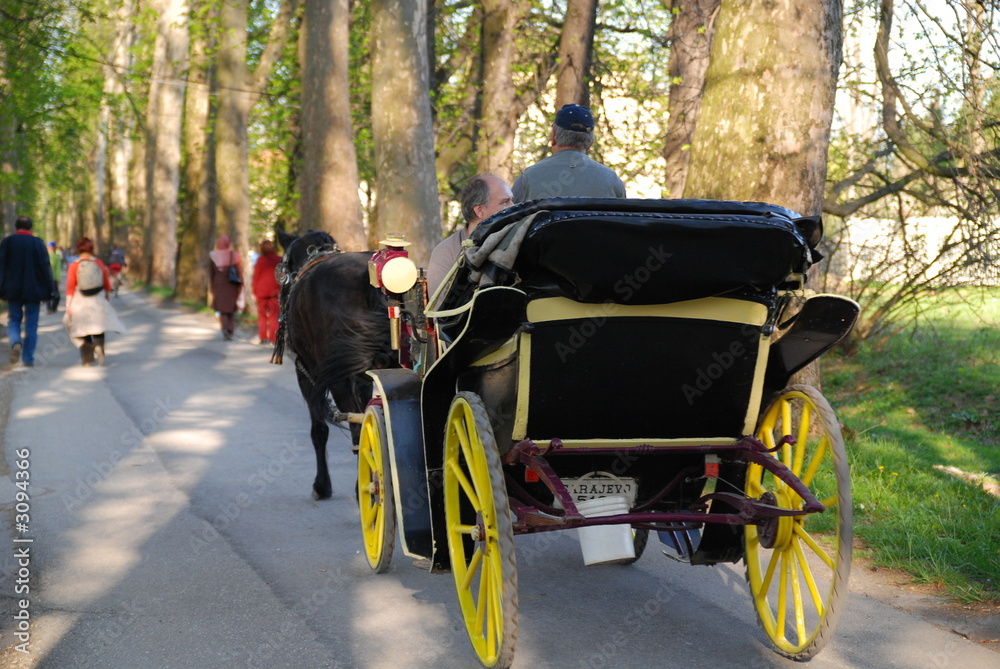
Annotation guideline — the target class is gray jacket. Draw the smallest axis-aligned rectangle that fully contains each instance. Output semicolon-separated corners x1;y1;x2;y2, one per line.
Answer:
512;150;626;203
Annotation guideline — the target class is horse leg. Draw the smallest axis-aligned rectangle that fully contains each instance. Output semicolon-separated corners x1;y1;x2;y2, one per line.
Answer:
297;369;334;500
310;415;332;500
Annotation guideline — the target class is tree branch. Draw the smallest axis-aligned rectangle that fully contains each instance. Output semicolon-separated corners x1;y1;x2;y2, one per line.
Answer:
875;0;959;177
248;0;299;106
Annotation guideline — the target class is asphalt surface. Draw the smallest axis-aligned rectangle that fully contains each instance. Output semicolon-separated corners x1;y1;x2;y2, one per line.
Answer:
1;287;998;668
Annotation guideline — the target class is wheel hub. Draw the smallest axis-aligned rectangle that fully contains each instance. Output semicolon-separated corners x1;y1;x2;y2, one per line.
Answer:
757;491;795;550
470;511;485;543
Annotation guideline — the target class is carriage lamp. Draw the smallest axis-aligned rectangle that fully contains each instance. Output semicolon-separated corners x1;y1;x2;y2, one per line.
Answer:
369;235;419;294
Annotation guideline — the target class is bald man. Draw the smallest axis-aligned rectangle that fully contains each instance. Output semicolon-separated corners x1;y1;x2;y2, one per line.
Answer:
427;174;513;297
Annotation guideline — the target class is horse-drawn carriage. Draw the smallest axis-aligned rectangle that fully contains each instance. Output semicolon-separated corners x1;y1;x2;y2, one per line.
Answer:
352;198;858;668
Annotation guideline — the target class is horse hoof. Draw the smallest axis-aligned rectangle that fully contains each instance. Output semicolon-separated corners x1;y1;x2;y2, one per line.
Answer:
312;487;333;500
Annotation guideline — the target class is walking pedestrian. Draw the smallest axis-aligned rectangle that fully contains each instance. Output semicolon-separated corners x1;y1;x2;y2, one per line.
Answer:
252;239;281;345
64;237;126;366
0;216;57;367
209;235;244;340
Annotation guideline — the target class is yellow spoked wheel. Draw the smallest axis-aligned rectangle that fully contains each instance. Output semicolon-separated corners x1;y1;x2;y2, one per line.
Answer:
444;392;518;669
745;385;852;660
358;405;396;573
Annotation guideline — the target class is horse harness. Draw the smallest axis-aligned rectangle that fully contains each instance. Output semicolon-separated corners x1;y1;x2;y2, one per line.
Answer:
270;242;341;374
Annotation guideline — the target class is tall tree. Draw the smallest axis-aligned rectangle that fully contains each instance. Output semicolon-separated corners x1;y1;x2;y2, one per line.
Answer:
215;0;298;259
176;0;216;301
298;0;365;248
661;0;719;198
145;0;190;288
476;0;531;180
554;0;597;108
686;0;842;216
128;113;149;280
370;0;440;264
103;0;136;254
0;35;18;233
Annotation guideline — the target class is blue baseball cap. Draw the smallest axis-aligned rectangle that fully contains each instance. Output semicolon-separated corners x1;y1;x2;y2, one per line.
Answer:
48;241;56;247
555;104;595;133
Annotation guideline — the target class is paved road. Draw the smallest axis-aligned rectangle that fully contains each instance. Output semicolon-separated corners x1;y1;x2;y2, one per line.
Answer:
1;289;998;669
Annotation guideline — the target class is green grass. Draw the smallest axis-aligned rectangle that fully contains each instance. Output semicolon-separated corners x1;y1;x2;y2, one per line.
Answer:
824;287;1000;602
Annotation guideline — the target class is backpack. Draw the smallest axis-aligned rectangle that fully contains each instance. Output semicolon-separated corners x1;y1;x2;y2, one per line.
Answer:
77;258;104;296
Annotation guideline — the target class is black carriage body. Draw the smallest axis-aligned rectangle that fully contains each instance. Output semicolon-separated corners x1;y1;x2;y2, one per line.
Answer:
363;199;859;666
380;198;856;568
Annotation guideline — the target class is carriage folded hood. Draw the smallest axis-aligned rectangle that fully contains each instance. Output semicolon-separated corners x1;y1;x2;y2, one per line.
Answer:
464;198;815;305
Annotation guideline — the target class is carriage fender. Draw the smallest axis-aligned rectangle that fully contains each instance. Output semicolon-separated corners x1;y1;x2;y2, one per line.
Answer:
366;369;434;562
765;294;860;387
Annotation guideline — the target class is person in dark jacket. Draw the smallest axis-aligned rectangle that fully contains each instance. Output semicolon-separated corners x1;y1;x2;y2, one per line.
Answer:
0;216;57;366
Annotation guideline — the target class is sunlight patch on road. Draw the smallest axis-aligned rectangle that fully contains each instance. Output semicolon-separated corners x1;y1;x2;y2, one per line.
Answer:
12;404;60;419
39;444;187;608
350;575;454;665
144;428;225;455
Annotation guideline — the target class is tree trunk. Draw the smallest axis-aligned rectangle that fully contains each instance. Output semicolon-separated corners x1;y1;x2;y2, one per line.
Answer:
215;0;251;257
686;0;842;216
685;0;843;390
554;0;597;108
216;0;298;265
476;0;529;180
0;40;19;235
146;0;190;289
298;0;366;249
176;1;216;302
661;0;719;199
0;114;18;235
106;1;136;255
129;121;148;281
370;0;441;265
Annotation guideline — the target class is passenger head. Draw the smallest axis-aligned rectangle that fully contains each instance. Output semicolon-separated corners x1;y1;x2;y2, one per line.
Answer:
215;235;231;250
76;237;95;255
552;103;596;151
459;175;513;230
259;239;275;255
15;215;32;231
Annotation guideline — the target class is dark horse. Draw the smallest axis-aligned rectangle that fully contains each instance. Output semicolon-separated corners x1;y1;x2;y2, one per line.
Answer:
273;229;394;499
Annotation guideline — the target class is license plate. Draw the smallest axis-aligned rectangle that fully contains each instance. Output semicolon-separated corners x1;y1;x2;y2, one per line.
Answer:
561;474;637;506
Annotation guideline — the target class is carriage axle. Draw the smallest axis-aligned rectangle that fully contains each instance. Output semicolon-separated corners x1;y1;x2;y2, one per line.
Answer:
502;436;826;535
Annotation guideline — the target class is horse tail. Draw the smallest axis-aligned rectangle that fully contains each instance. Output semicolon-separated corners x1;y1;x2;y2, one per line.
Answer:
307;301;392;419
270;290;288;364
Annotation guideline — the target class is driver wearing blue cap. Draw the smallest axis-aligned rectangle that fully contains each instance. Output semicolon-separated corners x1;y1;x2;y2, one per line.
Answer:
511;103;626;203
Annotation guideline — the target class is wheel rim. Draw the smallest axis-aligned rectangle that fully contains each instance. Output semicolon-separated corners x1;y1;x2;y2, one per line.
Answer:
444;395;515;668
745;386;852;659
358;406;391;570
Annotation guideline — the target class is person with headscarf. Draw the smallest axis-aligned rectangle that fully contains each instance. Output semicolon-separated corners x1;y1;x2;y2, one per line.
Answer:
209;236;244;340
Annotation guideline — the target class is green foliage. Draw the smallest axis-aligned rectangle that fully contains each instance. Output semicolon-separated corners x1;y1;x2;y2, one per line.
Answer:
249;3;301;238
827;1;1000;346
825;288;1000;601
0;0;106;224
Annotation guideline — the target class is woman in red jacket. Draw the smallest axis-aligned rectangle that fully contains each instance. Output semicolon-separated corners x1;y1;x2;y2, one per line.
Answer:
252;239;282;345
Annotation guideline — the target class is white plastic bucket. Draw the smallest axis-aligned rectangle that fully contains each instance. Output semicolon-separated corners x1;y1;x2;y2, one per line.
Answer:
576;495;635;566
